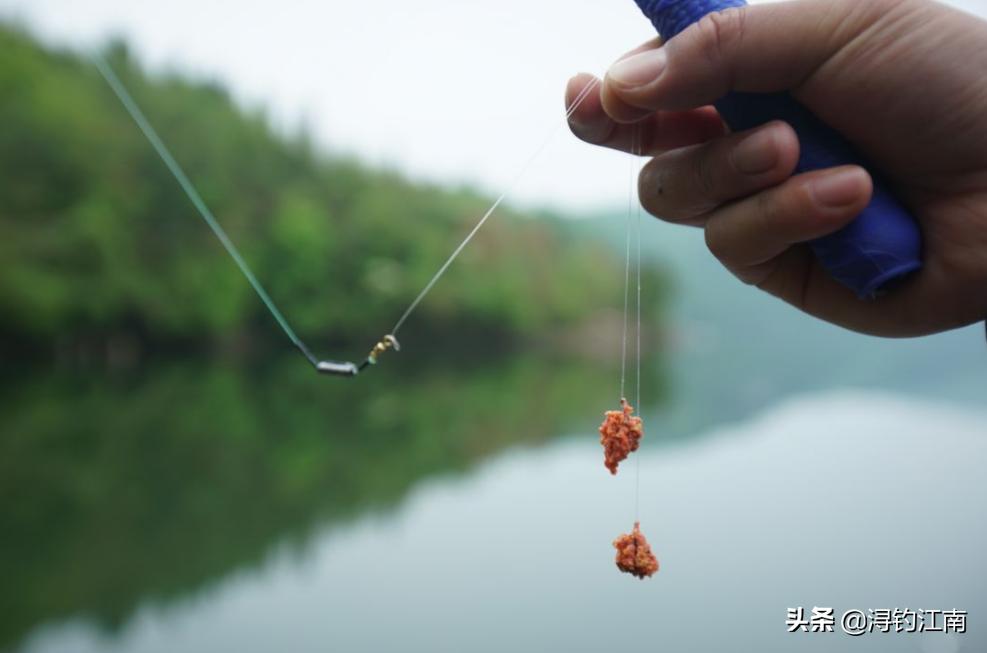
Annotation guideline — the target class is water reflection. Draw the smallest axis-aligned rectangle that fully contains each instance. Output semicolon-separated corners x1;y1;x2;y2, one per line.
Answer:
0;352;663;652
15;392;987;653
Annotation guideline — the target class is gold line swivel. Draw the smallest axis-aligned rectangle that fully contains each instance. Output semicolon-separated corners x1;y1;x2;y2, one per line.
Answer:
364;334;401;368
315;334;401;377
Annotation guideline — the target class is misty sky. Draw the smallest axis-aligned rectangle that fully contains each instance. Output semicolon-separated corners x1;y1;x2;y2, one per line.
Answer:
1;0;984;211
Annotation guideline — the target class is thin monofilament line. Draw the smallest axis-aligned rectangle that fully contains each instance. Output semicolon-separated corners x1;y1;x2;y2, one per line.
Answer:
633;124;643;522
635;130;643;413
390;79;600;337
92;54;320;368
619;131;634;401
97;49;598;366
634;184;643;522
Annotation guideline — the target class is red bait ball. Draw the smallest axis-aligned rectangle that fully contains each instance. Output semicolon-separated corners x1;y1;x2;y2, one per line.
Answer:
613;521;659;579
598;398;643;475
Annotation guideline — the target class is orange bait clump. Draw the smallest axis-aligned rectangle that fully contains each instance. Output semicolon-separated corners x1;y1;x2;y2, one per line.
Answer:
598;398;643;475
613;522;659;579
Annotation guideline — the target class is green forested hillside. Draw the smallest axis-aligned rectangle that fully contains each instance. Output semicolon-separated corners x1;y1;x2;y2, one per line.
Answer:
0;25;651;354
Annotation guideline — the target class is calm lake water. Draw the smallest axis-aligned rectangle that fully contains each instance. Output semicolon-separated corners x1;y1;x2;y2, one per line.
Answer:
3;349;986;653
3;232;986;653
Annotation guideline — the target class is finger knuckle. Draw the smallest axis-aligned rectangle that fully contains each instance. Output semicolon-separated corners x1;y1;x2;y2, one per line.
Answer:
754;188;782;231
728;257;766;286
754;260;794;296
693;8;748;71
825;0;914;51
755;180;809;235
703;222;730;263
852;0;910;21
694;146;720;199
737;269;768;287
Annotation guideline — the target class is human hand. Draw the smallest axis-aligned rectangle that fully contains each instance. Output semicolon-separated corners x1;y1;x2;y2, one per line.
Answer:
567;0;987;337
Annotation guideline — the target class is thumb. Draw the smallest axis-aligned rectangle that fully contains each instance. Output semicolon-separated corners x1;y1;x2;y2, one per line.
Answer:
602;0;879;116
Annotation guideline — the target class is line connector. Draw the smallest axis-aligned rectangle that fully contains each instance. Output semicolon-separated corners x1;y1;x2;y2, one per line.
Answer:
360;334;400;370
316;360;360;377
314;335;400;378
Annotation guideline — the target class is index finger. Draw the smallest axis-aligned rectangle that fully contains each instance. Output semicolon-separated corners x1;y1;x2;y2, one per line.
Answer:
566;74;726;155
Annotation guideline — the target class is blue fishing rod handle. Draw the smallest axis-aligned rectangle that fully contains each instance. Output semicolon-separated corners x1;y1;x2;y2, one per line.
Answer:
633;0;923;297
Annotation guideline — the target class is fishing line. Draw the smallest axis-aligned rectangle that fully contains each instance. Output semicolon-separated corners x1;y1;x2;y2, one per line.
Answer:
619;124;644;406
604;123;657;580
390;78;600;337
93;50;598;376
619;123;634;401
633;123;643;523
92;53;322;370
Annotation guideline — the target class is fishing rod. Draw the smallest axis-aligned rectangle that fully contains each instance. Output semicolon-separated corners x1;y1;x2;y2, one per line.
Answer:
92;54;598;378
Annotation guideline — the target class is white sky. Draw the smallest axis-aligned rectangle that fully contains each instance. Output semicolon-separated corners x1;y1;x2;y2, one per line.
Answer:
1;0;984;211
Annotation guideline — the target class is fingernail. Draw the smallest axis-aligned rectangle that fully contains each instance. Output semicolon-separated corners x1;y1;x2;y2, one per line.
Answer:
733;128;780;176
810;167;869;208
608;49;667;88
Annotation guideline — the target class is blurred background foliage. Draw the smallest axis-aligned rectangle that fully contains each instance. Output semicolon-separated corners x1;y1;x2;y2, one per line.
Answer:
0;24;665;360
